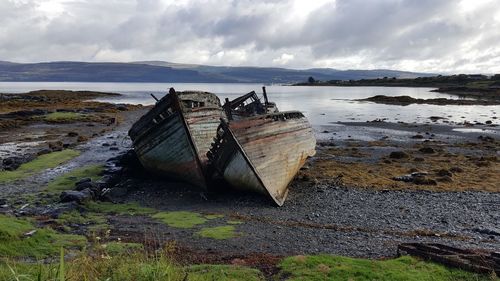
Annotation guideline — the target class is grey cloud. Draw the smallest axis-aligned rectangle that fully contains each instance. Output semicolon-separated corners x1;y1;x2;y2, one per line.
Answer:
0;0;498;72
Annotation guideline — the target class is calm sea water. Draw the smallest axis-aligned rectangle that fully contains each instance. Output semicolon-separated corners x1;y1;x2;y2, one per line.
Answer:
1;82;498;126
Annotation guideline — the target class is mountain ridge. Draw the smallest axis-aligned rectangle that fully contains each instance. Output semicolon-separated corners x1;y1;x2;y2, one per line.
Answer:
0;60;436;83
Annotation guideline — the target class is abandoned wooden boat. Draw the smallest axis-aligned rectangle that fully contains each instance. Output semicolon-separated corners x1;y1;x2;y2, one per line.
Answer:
129;88;225;189
222;87;278;120
207;111;316;206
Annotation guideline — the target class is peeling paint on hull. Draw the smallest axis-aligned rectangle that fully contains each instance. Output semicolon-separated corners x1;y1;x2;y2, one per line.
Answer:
209;111;316;206
129;89;225;189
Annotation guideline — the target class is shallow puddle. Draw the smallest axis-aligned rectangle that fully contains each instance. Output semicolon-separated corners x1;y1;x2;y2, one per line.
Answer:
452;128;498;134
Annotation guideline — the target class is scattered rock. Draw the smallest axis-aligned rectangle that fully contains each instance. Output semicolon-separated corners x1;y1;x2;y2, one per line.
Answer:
75;177;91;185
43;202;81;218
67;131;79;137
429;116;445;122
412;176;437;185
75;180;95;191
449;166;463;173
389;151;409;159
485;120;492;124
60;189;93;204
298;174;311;181
436;176;453;183
2;157;24;171
473;228;500;236
48;141;64;151
77;135;89;142
102;187;129;202
413;157;425;162
36;149;51;156
411;134;424;139
110;147;119;151
478;135;494;142
392;172;428;183
419;147;435;154
436;169;452;177
23;230;37;237
475;160;490;167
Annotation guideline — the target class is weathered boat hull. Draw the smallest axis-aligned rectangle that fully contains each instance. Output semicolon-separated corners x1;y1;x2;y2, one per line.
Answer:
129;89;225;189
208;111;316;205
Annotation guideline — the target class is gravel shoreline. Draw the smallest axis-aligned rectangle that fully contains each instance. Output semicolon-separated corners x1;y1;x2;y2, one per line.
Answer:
1;112;498;259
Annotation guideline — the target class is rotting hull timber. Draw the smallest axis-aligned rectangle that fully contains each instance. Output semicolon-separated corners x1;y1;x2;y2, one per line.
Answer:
129;88;225;189
208;111;316;206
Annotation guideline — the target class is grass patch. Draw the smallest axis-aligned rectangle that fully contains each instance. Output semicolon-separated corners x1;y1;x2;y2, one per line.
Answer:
0;214;86;259
1;252;185;281
43;112;88;122
186;264;264;281
204;214;224;220
46;164;103;192
57;210;106;226
102;242;144;255
227;220;243;225
57;209;109;234
195;225;238;240
86;202;155;215
0;149;80;183
0;260;265;281
152;211;207;228
279;254;492;281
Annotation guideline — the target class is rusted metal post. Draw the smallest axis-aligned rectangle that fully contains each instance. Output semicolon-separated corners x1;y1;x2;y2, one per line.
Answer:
150;93;159;102
262;86;269;106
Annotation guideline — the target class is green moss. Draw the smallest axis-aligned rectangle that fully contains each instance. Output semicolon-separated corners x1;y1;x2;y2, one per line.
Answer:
43;112;88;122
279;254;492;281
195;225;238;240
152;211;207;228
86;202;155;215
46;164;103;192
0;214;86;258
227;220;243;225
0;149;80;183
186;264;264;281
204;214;224;220
102;242;144;255
87;223;110;234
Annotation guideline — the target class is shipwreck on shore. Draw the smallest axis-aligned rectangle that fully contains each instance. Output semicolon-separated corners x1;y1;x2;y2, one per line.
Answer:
207;111;316;206
128;88;225;189
128;87;316;205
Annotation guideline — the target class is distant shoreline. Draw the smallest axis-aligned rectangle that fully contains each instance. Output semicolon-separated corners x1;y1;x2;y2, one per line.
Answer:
293;74;500;101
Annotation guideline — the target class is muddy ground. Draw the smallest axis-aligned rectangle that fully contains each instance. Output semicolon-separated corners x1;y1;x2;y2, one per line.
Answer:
1;91;498;267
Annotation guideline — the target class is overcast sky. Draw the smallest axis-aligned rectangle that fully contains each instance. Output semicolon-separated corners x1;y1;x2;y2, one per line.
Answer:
1;0;499;73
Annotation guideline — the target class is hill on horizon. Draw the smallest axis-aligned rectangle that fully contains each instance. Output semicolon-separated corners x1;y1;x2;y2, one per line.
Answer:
0;60;436;83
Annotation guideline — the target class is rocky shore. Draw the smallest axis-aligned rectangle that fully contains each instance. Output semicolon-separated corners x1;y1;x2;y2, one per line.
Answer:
0;90;498;278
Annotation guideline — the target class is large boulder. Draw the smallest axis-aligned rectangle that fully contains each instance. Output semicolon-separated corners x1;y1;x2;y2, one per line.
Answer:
60;189;94;204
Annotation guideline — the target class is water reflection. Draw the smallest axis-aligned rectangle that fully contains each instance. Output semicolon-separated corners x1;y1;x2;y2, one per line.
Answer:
1;82;498;126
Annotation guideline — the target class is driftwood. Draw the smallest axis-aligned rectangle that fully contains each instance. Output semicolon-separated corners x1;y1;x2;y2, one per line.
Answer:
398;243;499;275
